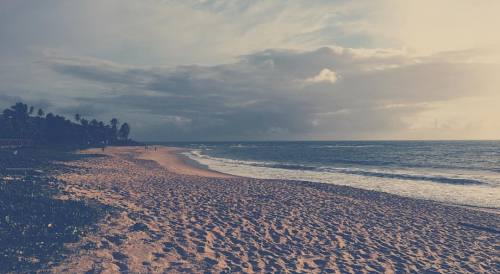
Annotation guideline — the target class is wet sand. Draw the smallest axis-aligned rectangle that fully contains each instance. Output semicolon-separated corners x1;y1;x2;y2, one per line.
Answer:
51;146;498;273
138;147;235;179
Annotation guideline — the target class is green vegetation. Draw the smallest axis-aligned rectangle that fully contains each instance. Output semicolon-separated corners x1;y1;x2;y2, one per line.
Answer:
0;102;134;146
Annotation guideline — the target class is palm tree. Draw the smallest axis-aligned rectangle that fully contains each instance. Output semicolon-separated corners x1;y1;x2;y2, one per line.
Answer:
1;102;133;146
110;118;119;142
3;103;29;138
80;118;89;127
118;123;130;140
110;118;119;129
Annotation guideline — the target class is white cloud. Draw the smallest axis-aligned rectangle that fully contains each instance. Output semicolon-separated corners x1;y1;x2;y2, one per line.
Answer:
306;68;339;84
1;0;500;140
37;46;500;140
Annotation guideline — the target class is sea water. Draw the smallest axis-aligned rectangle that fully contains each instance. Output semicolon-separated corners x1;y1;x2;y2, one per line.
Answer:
160;141;500;209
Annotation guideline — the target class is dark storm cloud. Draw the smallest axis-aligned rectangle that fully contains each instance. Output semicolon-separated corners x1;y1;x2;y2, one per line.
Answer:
0;93;52;113
0;94;24;108
55;102;110;118
43;47;498;141
48;57;153;88
1;0;499;140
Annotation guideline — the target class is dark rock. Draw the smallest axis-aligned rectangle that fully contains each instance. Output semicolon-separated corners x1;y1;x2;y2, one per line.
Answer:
112;251;128;261
204;257;218;267
105;235;126;246
129;222;150;232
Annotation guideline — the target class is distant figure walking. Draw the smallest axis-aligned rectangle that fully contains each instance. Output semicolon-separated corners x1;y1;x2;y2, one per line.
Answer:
102;147;105;152
154;147;157;151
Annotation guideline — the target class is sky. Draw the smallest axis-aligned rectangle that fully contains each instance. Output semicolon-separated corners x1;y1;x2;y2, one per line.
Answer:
1;0;499;141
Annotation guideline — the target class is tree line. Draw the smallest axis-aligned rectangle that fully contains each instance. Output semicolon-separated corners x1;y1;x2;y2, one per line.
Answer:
0;102;132;146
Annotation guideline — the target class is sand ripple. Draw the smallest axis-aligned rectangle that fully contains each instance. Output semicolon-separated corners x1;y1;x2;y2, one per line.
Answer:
51;147;499;273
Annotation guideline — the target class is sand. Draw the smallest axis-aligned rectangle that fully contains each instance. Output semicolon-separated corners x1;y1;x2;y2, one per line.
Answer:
49;146;498;273
138;147;234;179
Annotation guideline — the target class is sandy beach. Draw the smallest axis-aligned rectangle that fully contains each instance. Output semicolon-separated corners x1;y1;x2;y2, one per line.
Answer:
47;146;498;273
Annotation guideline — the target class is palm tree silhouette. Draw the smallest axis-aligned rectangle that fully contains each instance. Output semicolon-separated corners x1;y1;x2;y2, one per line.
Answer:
119;123;130;140
1;102;133;146
110;118;119;141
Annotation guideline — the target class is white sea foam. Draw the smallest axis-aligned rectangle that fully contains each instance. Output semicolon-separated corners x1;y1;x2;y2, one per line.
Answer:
308;145;383;148
183;150;500;209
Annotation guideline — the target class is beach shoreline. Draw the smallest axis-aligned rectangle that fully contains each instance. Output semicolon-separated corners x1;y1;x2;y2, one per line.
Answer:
137;146;235;178
152;145;500;214
44;146;499;273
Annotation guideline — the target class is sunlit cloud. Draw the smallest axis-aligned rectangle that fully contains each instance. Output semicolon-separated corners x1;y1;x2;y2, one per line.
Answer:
306;69;339;84
0;0;499;140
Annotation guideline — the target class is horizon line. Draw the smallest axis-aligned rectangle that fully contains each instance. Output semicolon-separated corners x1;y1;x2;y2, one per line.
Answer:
141;139;500;143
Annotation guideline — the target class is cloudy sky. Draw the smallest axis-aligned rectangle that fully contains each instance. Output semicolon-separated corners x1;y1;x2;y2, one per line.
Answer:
1;0;499;141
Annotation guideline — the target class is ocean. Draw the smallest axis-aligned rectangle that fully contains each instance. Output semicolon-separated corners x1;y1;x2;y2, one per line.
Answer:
159;141;500;209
